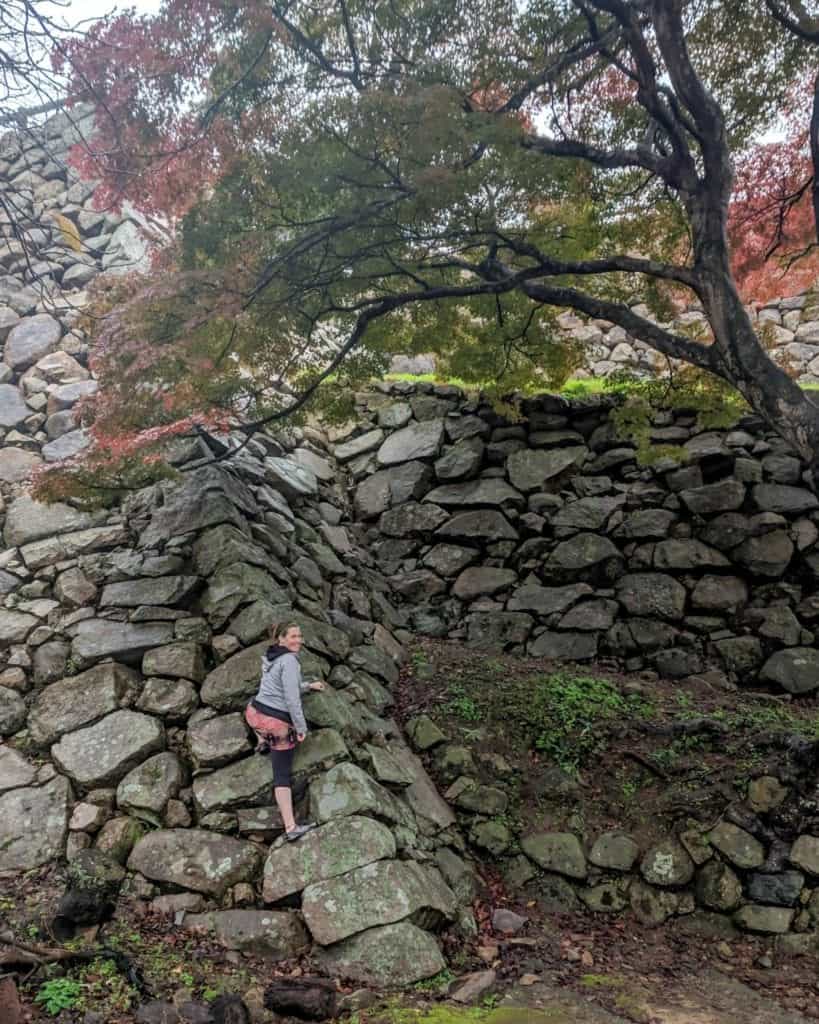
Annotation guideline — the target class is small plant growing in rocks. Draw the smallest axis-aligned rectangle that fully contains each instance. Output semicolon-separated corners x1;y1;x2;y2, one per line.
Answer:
34;977;83;1016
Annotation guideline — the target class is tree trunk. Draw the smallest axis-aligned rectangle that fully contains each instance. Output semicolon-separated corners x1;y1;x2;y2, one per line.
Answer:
700;266;819;487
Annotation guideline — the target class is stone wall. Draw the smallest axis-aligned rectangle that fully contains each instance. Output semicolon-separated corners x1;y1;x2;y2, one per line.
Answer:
0;112;472;988
3;111;819;979
408;707;819;947
0;105;152;483
0;432;476;986
341;382;819;696
390;291;819;383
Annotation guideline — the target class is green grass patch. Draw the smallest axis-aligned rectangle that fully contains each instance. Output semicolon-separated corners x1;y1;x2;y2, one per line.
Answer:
384;372;611;395
446;670;651;774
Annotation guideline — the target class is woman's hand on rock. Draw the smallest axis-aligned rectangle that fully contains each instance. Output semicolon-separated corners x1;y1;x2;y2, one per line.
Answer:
297;732;306;742
309;681;326;691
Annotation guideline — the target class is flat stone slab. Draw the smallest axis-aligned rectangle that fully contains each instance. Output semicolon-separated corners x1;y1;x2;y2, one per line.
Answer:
99;576;201;608
3;495;93;547
301;858;456;945
71;620;174;664
128;828;262;896
20;524;129;570
262;815;396;902
377;419;444;466
0;775;71;871
51;709;165;787
29;663;139;745
183;909;309;959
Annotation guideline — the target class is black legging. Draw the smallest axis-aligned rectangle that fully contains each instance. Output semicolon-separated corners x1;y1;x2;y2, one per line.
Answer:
269;709;295;789
272;745;295;789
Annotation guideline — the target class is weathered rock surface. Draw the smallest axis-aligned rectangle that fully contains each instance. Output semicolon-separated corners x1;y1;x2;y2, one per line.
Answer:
301;859;455;944
127;829;262;896
51;710;165;787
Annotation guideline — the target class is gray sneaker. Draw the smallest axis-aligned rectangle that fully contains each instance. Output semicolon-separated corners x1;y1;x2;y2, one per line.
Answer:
285;822;317;842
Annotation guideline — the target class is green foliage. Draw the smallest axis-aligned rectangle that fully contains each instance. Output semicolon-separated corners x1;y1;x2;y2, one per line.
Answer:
528;672;634;773
446;681;485;723
607;366;747;466
34;978;83;1016
411;968;456;993
445;668;649;774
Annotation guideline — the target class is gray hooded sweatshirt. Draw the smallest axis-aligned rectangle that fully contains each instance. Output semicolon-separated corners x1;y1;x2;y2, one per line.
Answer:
254;645;310;735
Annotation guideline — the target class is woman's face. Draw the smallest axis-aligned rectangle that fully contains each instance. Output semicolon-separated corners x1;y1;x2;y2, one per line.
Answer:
281;626;303;654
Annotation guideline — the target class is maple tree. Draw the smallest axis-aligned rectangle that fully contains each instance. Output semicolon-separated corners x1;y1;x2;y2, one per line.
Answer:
34;0;819;498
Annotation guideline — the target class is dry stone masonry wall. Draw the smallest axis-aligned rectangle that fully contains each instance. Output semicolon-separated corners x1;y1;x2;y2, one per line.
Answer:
0;111;474;989
343;384;819;692
0;433;475;986
338;383;819;946
3;112;819;981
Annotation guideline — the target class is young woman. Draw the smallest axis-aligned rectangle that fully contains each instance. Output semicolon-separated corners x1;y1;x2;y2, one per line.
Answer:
245;621;325;841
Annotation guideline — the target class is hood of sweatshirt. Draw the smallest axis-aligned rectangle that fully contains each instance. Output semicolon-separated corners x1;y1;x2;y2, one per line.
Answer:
264;644;290;663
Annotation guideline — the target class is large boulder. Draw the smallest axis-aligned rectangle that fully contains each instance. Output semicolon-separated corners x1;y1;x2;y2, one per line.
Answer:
435;509;518;541
51;710;165;788
551;495;625;532
301;859;455;945
309;762;415;828
379;502;448;537
0;384;29;427
201;564;289;628
653;540;729;570
201;641;267;710
0;610;39;648
28;663;139;745
452;567;518;600
187;713;251;769
733;530;794;576
4;313;61;369
424;479;525;509
0;746;37;793
139;467;258;548
142;642;206;682
760;648;819;694
547;533;623;579
0;775;71;871
753;483;818;515
315;920;445;986
680;480;745;514
127;829;262;896
262;815;396;902
0;687;26;735
521;832;587;879
640;839;695;886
